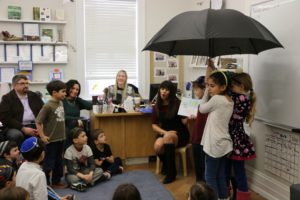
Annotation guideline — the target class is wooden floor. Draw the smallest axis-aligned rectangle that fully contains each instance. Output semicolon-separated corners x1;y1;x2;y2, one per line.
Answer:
125;161;266;200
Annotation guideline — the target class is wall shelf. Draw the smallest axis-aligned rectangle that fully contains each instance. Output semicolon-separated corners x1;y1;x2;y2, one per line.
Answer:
0;41;68;45
0;18;66;24
0;61;67;64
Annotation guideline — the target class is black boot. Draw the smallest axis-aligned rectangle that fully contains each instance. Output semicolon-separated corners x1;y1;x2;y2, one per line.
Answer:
163;144;177;184
158;154;167;175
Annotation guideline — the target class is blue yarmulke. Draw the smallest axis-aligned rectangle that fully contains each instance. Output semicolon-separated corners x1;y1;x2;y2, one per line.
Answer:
20;137;38;153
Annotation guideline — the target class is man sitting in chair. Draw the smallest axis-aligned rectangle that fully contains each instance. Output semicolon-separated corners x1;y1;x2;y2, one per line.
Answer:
0;75;44;145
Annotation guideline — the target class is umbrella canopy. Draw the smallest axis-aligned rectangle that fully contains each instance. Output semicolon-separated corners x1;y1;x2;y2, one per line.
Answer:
143;9;283;57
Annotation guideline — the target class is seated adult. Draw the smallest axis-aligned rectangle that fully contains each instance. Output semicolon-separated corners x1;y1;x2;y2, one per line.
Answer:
0;75;44;145
152;80;189;184
63;79;92;147
107;70;140;105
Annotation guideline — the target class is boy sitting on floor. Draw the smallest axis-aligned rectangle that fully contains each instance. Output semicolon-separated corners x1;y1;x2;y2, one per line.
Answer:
0;164;16;190
0;141;21;171
91;129;123;176
64;127;110;192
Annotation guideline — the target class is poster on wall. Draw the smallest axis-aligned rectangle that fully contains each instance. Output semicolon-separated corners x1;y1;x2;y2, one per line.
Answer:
154;67;166;77
167;74;178;83
154;52;166;62
167;57;178;69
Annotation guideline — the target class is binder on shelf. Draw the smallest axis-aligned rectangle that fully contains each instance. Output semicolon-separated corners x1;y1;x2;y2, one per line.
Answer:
0;67;15;82
54;45;67;62
18;45;31;60
6;44;18;62
32;45;41;62
41;45;54;62
0;45;4;62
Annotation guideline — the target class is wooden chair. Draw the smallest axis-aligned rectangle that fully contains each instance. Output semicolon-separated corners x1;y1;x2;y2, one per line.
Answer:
156;143;192;177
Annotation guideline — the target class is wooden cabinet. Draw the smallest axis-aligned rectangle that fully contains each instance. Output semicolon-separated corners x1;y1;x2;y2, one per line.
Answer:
91;112;156;159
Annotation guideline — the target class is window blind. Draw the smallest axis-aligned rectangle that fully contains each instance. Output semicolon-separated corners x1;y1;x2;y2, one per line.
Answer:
84;0;137;81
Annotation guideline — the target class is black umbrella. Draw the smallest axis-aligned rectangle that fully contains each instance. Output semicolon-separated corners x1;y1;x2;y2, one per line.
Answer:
143;9;283;57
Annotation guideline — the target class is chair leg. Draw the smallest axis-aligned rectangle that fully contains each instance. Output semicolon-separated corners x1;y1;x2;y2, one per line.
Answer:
156;156;160;174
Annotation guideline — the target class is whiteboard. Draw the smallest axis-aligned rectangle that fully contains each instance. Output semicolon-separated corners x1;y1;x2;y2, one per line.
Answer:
249;0;300;128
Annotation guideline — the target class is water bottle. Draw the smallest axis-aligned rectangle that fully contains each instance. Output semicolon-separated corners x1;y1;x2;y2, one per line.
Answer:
98;95;104;113
92;96;100;114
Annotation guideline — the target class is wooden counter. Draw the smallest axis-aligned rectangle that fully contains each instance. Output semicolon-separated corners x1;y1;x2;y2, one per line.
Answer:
91;112;156;159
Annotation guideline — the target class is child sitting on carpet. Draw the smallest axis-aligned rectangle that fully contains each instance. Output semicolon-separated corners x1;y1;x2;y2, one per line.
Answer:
91;129;123;175
16;137;72;200
0;141;21;171
112;183;141;200
0;186;30;200
188;182;217;200
0;164;16;190
64;127;110;192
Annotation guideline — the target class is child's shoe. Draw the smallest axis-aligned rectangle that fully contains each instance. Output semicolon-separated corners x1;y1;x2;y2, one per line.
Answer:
70;182;87;192
103;171;111;180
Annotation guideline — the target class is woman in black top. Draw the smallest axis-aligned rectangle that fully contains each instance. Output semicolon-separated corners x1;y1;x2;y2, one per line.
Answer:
152;80;189;184
106;70;140;105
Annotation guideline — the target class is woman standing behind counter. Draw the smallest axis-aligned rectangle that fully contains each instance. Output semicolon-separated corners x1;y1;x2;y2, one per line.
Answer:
107;70;140;105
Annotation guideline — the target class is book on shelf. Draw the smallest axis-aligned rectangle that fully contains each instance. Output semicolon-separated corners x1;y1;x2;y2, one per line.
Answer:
41;28;53;42
16;70;32;81
55;9;65;21
40;8;51;21
8;5;22;20
33;7;40;20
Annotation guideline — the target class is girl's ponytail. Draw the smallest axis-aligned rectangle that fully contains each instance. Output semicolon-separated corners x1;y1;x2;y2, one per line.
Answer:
246;89;256;126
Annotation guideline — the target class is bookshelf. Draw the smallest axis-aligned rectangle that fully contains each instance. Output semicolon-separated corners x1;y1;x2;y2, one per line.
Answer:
0;6;68;84
0;18;67;24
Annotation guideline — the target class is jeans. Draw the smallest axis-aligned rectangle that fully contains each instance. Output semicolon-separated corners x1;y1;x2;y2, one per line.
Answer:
43;141;64;185
192;144;205;182
227;159;248;192
205;154;228;199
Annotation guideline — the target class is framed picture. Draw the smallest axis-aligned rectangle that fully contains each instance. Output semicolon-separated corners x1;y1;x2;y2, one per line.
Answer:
196;56;207;67
154;67;166;77
167;74;178;83
189;56;197;67
167;57;178;69
22;23;40;41
154;52;166;62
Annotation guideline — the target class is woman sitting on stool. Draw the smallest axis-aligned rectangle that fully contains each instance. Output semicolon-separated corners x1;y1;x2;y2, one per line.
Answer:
151;80;189;184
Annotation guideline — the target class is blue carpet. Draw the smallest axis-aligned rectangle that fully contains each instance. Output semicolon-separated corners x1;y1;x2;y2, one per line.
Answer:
55;170;174;200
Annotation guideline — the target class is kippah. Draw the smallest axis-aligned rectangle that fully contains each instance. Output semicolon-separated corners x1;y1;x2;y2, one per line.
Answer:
0;165;13;188
0;141;9;157
20;137;38;153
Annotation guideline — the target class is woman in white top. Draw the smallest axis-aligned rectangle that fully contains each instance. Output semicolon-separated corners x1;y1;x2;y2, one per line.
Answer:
199;63;234;200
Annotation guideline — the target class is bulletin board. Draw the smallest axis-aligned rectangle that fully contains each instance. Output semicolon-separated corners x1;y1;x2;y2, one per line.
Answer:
150;52;184;92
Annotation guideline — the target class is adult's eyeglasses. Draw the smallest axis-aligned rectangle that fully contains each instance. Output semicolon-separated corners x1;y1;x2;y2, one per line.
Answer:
16;82;29;85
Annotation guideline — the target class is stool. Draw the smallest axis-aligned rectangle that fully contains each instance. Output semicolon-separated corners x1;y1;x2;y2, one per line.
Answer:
156;143;192;177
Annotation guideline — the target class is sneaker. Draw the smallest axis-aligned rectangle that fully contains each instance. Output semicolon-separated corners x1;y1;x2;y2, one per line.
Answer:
103;172;111;180
70;182;86;192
